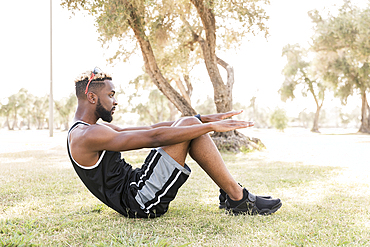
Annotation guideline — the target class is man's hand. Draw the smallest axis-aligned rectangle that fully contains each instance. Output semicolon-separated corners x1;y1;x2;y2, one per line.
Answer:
210;119;254;132
200;110;244;123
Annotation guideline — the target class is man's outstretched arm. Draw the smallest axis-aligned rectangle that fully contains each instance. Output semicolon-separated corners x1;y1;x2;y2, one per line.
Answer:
102;121;175;131
84;118;253;153
102;110;246;131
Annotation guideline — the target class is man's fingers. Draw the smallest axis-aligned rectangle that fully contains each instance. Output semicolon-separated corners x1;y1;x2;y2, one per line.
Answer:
212;119;255;132
230;110;243;116
234;120;253;129
222;110;243;119
225;119;253;129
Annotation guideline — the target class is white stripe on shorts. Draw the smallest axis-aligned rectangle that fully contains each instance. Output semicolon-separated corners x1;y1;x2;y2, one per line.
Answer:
145;170;183;212
129;151;160;187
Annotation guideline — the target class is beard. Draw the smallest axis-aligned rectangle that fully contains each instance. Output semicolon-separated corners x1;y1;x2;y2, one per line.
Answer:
95;99;114;123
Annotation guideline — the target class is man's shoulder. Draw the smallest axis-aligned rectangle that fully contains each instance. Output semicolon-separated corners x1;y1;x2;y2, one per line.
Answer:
71;123;113;141
69;122;119;154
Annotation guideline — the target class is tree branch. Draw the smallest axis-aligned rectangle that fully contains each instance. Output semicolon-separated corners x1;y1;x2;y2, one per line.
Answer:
217;56;234;97
174;78;191;105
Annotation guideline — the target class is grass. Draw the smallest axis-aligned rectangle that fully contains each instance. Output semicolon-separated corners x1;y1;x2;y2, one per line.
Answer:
0;147;369;246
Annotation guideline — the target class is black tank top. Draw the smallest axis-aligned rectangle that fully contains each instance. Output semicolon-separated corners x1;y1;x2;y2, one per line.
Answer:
67;121;133;216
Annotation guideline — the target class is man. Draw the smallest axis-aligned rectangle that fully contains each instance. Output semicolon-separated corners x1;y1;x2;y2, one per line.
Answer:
67;68;282;218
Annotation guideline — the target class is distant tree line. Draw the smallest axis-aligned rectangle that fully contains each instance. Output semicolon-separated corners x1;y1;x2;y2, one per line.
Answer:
116;83;360;132
0;85;358;132
0;89;76;131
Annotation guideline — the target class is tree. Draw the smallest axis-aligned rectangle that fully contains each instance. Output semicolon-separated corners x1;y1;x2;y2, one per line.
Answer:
280;44;327;132
309;1;370;133
270;108;288;132
32;96;49;130
19;90;35;130
55;93;77;130
0;98;12;130
2;89;29;130
62;0;270;151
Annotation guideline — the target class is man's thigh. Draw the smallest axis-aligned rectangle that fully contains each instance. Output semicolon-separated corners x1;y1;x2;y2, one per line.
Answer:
161;116;201;165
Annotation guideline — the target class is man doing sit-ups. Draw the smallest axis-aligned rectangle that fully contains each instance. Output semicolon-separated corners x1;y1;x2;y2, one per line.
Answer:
67;68;282;218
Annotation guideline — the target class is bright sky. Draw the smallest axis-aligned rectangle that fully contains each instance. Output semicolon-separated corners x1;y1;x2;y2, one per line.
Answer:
0;0;366;116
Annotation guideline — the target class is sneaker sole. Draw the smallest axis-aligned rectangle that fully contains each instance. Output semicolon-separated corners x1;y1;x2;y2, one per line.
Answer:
219;196;272;210
219;202;226;209
256;201;282;215
228;201;282;216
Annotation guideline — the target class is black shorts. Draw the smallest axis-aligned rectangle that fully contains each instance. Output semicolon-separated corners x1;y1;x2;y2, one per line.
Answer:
126;148;191;218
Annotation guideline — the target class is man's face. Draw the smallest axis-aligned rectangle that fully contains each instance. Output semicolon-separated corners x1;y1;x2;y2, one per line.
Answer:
94;80;117;123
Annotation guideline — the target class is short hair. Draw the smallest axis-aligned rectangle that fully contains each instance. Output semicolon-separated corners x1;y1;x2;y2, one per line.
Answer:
74;70;113;99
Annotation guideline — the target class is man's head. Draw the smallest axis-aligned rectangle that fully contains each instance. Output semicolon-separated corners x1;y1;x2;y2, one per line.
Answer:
74;69;117;123
74;69;112;99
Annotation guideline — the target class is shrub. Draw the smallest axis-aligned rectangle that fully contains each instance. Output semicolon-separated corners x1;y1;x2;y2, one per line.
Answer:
270;108;288;131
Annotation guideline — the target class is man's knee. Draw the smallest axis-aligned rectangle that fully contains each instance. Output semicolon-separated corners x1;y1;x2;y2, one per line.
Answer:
173;116;201;127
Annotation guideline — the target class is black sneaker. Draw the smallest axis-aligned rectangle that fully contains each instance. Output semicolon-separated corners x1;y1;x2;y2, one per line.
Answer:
225;188;282;215
219;188;272;209
219;188;228;209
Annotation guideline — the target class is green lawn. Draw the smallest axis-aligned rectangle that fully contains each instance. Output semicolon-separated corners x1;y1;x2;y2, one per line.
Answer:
1;147;369;246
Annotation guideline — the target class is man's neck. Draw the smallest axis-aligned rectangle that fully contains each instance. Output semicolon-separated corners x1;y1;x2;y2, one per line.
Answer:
74;104;98;125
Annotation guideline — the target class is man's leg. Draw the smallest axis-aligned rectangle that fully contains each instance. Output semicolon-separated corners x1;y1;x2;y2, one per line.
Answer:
161;117;243;201
161;117;282;215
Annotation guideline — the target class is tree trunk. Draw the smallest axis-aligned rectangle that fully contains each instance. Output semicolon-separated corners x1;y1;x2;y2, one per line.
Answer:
190;0;233;113
311;105;321;133
27;116;31;130
359;90;370;133
5;116;10;130
64;120;69;131
189;0;260;151
211;130;266;153
308;80;324;133
126;3;196;116
368;94;370;131
190;1;232;136
10;107;19;130
37;118;43;130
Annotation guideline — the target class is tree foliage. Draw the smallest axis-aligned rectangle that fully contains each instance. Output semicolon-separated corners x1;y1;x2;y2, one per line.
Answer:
309;1;370;133
61;0;270;115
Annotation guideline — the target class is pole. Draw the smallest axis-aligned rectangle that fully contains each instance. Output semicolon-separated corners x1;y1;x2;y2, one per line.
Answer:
49;0;54;137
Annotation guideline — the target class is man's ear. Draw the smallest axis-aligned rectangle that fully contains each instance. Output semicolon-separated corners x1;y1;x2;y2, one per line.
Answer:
86;92;97;104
